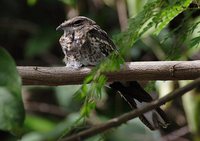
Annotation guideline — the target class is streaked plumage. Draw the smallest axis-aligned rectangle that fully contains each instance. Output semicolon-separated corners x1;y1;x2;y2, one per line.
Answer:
56;16;115;68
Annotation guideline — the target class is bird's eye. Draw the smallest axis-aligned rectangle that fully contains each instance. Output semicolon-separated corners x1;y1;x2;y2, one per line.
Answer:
73;20;83;26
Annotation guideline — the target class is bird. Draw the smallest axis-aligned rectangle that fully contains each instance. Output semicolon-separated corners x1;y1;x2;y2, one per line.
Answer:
56;16;116;68
56;16;169;130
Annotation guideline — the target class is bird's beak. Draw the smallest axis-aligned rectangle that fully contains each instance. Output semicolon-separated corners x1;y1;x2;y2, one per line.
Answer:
56;25;63;31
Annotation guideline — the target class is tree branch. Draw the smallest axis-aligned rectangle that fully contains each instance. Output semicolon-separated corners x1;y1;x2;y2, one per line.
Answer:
60;77;200;141
17;61;200;85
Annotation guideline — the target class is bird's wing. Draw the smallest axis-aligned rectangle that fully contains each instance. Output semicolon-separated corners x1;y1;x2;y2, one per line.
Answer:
87;26;117;56
110;81;153;103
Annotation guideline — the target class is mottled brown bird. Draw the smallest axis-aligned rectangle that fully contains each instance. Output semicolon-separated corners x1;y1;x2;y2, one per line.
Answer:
56;16;169;130
56;16;116;68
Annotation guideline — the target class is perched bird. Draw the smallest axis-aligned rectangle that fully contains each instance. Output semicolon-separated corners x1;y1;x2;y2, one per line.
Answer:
56;16;116;68
56;16;169;130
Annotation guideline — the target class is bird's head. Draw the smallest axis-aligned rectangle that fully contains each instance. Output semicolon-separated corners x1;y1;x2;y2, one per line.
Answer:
56;16;96;32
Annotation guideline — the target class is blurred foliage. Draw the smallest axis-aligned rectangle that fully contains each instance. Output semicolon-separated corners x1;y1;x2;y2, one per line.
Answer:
114;0;193;54
127;0;148;17
25;27;60;58
181;81;200;141
107;119;158;141
27;0;38;6
59;0;77;7
0;0;200;141
24;115;56;133
0;48;24;136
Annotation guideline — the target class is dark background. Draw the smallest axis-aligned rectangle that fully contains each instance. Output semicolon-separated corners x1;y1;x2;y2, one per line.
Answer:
0;0;200;141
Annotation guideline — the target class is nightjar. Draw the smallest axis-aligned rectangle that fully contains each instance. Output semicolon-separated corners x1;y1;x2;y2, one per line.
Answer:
56;16;169;130
56;16;116;68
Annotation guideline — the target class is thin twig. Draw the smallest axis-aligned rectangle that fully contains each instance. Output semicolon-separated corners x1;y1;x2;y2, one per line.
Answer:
17;61;200;86
60;77;200;141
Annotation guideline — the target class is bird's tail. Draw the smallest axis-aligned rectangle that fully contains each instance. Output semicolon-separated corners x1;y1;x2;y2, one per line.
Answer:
109;81;169;130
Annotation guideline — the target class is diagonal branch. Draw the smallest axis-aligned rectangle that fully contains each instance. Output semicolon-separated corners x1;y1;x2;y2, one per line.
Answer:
17;61;200;86
60;77;200;141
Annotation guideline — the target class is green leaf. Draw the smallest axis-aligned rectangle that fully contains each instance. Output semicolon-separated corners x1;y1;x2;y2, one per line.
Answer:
191;36;200;47
24;115;56;132
114;0;193;52
59;0;77;7
80;100;96;117
154;0;193;35
27;0;38;6
0;48;25;136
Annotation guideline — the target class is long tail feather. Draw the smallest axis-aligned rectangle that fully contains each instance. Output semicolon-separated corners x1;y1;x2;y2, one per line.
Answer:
109;81;169;130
